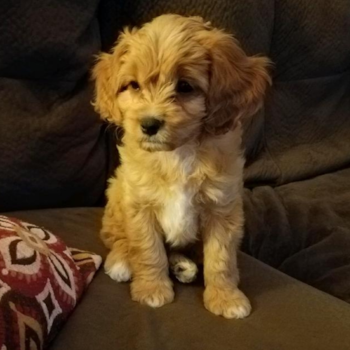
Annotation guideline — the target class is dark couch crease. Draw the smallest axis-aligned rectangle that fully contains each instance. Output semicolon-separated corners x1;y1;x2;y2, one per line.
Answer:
243;168;350;302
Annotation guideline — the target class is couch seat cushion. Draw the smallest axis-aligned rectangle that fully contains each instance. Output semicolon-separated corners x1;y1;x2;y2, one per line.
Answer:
5;208;350;350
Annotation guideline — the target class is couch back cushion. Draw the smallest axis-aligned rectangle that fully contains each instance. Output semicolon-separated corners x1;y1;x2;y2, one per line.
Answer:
1;0;349;212
0;0;108;211
246;0;350;185
99;0;350;186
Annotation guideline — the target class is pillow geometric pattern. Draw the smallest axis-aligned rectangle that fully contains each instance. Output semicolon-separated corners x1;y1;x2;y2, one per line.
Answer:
0;216;102;350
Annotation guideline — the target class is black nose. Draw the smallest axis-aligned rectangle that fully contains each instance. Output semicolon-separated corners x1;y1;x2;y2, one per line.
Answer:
140;118;164;136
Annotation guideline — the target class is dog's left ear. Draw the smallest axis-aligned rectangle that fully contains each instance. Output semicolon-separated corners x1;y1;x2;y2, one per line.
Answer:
200;29;272;135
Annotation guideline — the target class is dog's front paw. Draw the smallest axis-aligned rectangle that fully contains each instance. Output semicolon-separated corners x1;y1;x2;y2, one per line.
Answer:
131;278;174;308
204;286;251;319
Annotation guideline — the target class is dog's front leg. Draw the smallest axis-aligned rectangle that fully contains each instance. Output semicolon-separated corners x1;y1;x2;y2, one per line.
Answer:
201;199;251;319
127;207;174;308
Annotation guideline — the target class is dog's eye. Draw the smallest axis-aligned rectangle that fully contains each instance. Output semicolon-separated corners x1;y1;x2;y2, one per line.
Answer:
176;80;194;94
120;81;140;93
129;81;140;91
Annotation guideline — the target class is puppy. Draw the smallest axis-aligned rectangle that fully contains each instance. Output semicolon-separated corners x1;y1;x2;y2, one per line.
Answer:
92;14;271;319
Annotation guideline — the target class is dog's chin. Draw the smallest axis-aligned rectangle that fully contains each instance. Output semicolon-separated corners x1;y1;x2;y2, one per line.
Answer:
140;141;177;152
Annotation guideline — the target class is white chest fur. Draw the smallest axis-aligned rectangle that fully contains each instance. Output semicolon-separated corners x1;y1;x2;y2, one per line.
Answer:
157;182;198;247
122;131;243;248
154;145;200;247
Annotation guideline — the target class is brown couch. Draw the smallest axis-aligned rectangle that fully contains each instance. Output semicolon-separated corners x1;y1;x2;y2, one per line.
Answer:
1;0;350;349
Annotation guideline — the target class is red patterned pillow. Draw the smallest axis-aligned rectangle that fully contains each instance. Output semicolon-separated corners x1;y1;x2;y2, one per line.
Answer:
0;216;102;350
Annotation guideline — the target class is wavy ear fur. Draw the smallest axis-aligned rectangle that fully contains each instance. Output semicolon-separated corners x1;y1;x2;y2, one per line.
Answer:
92;29;135;125
199;28;272;135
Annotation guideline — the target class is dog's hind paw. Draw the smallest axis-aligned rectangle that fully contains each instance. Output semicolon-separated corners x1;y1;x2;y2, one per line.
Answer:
169;253;198;283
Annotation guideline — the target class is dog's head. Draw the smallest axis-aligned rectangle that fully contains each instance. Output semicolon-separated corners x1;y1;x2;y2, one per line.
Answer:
92;14;271;152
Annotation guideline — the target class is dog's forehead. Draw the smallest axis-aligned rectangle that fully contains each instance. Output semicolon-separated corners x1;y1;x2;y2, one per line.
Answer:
126;21;209;83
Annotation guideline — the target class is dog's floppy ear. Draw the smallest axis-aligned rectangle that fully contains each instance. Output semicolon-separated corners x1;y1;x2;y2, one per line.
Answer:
201;29;271;135
92;29;135;124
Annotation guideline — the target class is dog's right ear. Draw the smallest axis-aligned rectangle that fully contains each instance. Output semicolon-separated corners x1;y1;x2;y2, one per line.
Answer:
92;52;116;122
92;30;134;124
